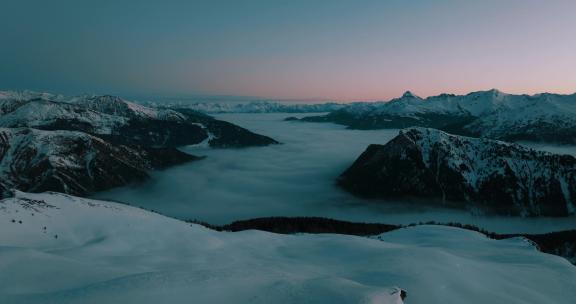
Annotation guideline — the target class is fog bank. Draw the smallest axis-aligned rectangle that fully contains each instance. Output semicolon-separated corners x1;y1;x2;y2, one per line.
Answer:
94;113;576;234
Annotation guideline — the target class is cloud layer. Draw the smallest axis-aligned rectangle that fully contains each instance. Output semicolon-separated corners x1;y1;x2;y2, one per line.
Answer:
94;113;576;233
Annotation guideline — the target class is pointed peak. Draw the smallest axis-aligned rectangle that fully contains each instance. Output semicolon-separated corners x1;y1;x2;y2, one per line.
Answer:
401;91;418;98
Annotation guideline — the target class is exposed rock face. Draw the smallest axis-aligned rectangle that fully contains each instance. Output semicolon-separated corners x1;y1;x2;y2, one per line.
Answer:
0;91;279;198
0;128;198;198
338;128;576;216
299;89;576;144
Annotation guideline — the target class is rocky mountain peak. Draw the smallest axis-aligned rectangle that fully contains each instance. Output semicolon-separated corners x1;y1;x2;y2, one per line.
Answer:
401;91;418;98
338;128;576;216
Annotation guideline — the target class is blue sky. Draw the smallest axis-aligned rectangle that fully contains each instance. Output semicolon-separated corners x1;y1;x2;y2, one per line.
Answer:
1;0;575;100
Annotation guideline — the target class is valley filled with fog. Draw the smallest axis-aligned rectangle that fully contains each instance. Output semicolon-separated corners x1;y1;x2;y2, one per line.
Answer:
94;113;576;234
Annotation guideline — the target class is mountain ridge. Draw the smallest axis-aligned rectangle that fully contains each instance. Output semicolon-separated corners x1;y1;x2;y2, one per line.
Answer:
296;89;576;144
0;90;278;197
0;128;199;198
338;127;576;216
0;90;279;148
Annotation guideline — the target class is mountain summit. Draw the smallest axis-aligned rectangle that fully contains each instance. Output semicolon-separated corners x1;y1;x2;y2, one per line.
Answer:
401;91;418;98
338;127;576;216
300;89;576;144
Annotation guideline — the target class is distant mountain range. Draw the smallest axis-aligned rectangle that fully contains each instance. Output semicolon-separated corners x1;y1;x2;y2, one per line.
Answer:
147;100;346;114
0;90;278;198
295;89;576;144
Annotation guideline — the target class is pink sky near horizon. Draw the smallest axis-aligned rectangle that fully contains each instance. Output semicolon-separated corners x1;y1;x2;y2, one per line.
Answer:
2;0;576;100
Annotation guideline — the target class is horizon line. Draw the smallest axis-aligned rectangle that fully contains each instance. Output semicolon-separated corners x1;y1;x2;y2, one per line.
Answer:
3;87;576;104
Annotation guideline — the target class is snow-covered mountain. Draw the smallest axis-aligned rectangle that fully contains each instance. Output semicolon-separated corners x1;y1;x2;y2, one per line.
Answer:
0;99;128;135
76;95;188;121
0;91;343;114
339;128;576;216
0;128;198;198
0;90;73;105
0;90;278;197
1;191;575;304
299;89;576;144
149;100;346;114
0;91;278;148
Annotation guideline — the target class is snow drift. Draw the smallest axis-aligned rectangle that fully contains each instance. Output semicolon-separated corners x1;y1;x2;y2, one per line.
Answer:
1;192;575;303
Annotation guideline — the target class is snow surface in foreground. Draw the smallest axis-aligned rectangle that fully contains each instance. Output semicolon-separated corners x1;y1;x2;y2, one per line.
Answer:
1;192;575;304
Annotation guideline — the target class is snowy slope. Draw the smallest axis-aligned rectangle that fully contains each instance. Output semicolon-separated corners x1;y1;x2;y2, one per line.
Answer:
0;91;277;197
301;89;576;143
0;90;72;104
0;128;196;198
1;192;576;304
0;94;185;134
0;91;278;148
336;89;576;118
339;128;576;216
74;95;187;122
0;100;127;135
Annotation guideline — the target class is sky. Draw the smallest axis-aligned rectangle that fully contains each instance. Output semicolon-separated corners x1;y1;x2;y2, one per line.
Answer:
1;0;576;101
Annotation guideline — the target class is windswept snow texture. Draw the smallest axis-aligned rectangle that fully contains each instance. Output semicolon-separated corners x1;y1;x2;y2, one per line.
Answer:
95;113;576;233
1;192;576;304
301;89;576;144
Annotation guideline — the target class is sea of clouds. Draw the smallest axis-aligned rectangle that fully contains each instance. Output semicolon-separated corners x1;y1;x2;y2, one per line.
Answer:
94;113;576;234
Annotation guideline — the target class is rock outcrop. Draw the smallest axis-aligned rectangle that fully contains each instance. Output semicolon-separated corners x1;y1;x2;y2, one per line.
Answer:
0;128;199;198
339;128;576;216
